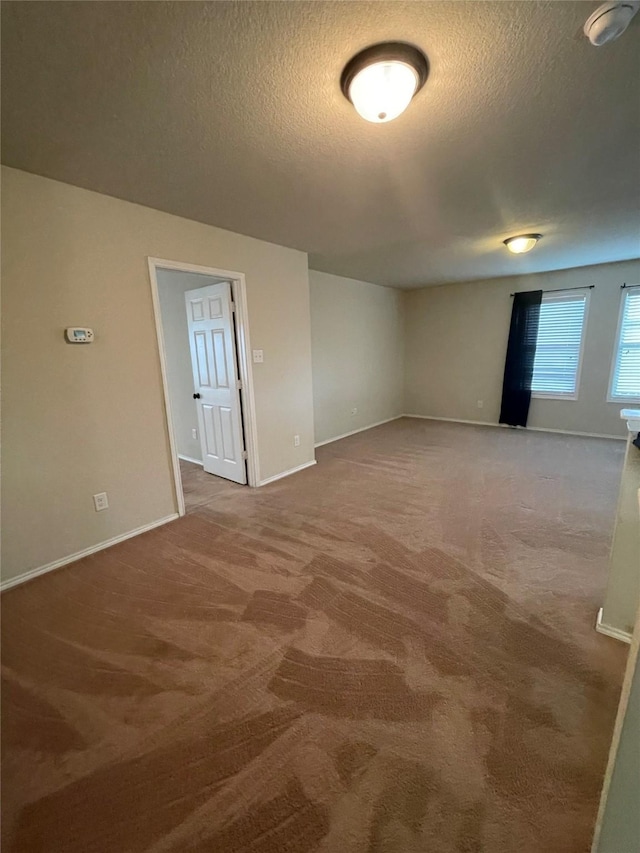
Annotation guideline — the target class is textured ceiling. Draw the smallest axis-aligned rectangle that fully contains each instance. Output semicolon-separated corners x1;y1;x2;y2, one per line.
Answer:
2;1;639;288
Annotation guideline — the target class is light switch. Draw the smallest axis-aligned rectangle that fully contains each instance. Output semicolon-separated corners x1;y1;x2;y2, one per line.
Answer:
253;349;264;363
93;492;109;512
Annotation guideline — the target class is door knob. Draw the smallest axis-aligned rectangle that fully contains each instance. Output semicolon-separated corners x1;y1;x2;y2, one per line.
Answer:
193;393;201;399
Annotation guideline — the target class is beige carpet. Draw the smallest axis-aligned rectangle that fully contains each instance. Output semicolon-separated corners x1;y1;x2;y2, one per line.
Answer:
1;419;628;852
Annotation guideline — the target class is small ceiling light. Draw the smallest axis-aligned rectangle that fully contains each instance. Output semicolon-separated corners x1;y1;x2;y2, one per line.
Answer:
340;42;429;123
503;234;542;254
584;1;640;46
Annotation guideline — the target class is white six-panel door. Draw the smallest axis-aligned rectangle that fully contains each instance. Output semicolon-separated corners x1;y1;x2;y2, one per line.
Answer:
185;281;247;484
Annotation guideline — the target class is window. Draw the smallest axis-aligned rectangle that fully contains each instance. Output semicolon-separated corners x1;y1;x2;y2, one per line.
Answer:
531;290;589;399
609;289;640;402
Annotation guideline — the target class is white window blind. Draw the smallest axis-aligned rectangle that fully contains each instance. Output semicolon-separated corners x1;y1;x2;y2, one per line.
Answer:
531;291;588;398
610;289;640;401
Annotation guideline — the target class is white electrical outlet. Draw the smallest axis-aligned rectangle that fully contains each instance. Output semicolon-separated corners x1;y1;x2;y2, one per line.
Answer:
477;400;484;409
252;349;264;363
294;434;300;447
191;428;198;440
93;492;109;512
351;407;358;416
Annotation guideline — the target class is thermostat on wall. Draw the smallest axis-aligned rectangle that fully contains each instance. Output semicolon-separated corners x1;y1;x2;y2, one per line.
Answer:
65;327;94;343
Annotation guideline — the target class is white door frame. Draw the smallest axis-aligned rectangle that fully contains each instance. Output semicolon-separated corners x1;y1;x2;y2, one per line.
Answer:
147;257;260;515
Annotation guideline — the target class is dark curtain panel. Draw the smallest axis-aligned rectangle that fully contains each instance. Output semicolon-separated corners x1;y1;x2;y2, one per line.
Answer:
499;290;543;427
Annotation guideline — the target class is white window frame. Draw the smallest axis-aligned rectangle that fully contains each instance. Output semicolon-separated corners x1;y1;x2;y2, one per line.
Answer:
607;287;640;404
531;288;591;401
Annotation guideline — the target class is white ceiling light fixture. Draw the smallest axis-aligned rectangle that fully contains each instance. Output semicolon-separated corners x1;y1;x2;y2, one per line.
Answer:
584;1;640;45
340;42;429;123
503;234;542;254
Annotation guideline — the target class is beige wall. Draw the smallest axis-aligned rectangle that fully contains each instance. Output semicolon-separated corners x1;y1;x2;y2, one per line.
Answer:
593;599;640;853
1;167;315;583
310;270;404;445
156;269;214;463
595;652;640;853
404;259;640;438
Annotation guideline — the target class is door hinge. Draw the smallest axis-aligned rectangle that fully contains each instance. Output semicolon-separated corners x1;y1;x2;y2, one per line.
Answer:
230;301;236;312
241;450;248;460
236;380;243;390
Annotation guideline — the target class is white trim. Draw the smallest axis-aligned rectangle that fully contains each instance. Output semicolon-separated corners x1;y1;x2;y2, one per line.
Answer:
595;607;632;644
607;287;640;404
0;514;179;592
148;259;186;515
526;425;623;440
258;460;316;486
229;266;261;487
147;258;261;514
531;288;591;401
404;414;497;427
401;414;625;441
621;408;640;432
314;416;403;448
178;454;203;466
531;392;579;401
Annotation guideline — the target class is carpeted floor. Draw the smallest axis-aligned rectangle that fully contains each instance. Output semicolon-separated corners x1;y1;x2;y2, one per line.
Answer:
1;419;629;852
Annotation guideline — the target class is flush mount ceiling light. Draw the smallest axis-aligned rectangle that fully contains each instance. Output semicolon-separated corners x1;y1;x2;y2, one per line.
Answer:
584;1;640;46
340;42;429;123
503;234;542;254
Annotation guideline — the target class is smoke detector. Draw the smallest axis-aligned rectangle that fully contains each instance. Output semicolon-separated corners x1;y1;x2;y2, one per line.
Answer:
584;1;640;45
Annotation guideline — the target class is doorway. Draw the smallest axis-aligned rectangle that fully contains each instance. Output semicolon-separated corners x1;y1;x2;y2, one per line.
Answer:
148;258;259;516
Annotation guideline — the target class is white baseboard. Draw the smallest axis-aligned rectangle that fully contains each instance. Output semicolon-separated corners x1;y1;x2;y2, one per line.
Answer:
525;425;623;440
595;607;632;644
403;413;494;428
258;459;316;486
402;414;624;441
314;415;403;448
0;514;180;593
178;454;203;465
